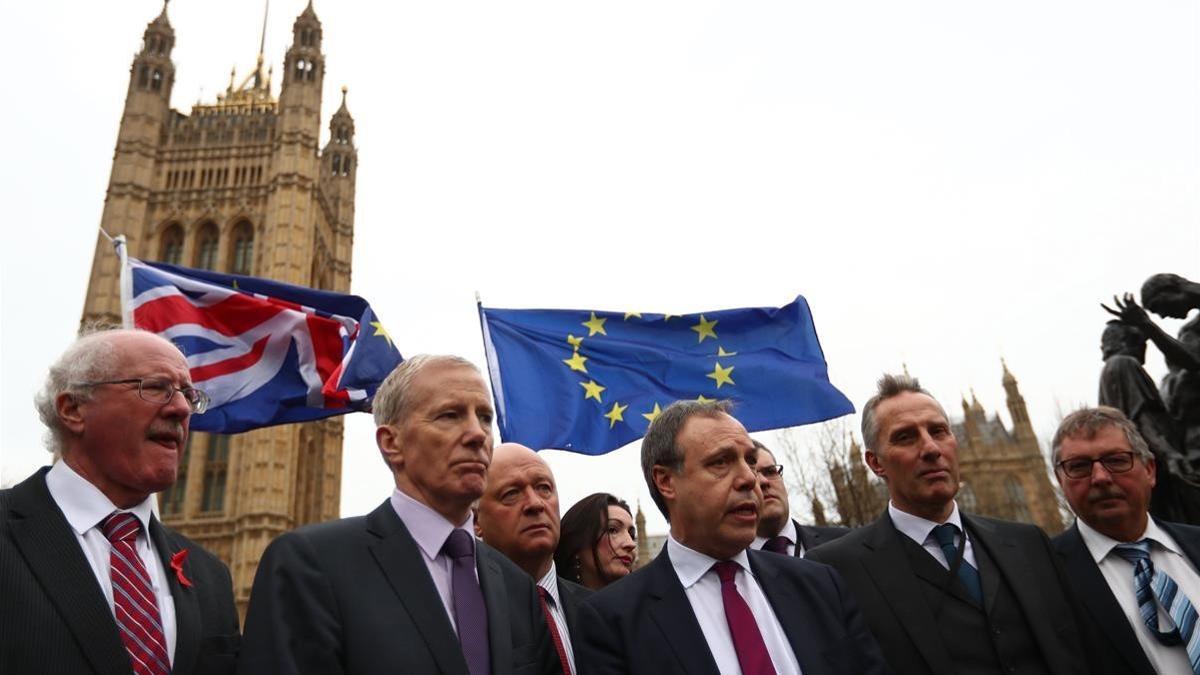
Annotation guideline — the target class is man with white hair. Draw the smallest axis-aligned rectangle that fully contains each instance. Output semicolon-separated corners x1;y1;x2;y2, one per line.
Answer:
0;328;240;674
238;355;560;675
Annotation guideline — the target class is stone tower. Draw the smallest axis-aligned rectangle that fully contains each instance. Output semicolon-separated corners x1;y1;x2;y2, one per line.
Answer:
81;1;358;613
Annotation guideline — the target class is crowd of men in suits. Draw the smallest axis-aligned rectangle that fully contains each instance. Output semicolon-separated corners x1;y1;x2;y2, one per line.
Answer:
4;327;1200;674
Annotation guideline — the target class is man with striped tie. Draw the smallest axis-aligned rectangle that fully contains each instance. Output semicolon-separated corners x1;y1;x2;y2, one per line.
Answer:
0;329;240;674
1052;406;1200;675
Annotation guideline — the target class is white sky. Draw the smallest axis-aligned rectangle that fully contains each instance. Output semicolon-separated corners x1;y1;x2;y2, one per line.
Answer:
2;1;1197;537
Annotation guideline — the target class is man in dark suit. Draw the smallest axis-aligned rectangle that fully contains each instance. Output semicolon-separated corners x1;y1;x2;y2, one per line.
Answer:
238;355;559;675
807;373;1090;675
1;329;240;674
477;442;591;675
1051;406;1200;675
575;400;889;675
751;441;848;557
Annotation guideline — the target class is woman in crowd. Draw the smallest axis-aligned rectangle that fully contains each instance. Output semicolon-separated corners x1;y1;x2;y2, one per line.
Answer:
554;492;638;590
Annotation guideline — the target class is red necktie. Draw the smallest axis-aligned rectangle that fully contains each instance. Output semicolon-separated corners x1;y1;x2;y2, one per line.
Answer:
537;586;572;675
101;512;171;675
763;536;791;555
712;561;777;675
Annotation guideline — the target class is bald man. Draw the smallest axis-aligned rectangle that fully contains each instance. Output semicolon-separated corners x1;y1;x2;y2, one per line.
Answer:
477;444;590;675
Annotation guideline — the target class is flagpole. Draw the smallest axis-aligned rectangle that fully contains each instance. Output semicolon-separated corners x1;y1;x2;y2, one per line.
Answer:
112;234;134;329
475;291;508;440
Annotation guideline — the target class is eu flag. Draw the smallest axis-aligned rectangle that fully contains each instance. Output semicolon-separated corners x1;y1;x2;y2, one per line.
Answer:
479;296;853;455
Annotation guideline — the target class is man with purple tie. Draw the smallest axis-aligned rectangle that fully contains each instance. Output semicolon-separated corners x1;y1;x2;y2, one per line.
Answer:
750;441;848;559
574;400;889;675
238;355;561;675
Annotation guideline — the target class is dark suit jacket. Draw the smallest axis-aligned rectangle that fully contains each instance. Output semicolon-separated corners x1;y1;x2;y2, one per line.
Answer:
806;511;1088;675
237;500;561;675
574;544;890;675
795;519;850;555
0;467;240;675
1053;519;1200;675
555;576;591;641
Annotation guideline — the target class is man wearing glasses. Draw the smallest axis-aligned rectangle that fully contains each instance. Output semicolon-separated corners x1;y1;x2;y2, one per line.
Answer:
1;328;240;674
1052;406;1200;675
751;441;848;558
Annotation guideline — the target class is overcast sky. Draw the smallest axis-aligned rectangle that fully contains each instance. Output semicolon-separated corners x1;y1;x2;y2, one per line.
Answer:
2;1;1197;536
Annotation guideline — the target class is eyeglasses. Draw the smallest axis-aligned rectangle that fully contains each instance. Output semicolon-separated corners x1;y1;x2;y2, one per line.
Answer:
1056;452;1137;479
74;377;210;414
758;464;785;480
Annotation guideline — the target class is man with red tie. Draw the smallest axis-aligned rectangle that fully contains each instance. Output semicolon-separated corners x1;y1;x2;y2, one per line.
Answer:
574;400;889;675
0;329;240;674
477;443;591;675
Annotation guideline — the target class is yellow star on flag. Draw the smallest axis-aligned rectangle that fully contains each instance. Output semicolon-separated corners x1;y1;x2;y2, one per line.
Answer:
624;312;642;320
717;346;737;357
696;394;716;403
370;321;394;348
642;403;663;423
707;362;735;388
580;379;606;402
562;351;588;373
567;334;584;349
691;315;718;343
582;312;607;337
605;401;628;428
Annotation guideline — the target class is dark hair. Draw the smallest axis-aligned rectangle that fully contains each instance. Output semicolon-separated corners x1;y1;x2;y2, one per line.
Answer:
554;492;633;585
641;399;733;520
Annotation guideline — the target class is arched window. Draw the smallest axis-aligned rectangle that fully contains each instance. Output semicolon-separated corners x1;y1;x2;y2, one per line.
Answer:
200;435;230;513
230;221;254;275
159;434;192;516
194;222;218;270
958;481;979;513
331;154;341;174
1004;475;1034;522
138;65;149;89
151;69;163;92
341;157;351;176
159;224;184;264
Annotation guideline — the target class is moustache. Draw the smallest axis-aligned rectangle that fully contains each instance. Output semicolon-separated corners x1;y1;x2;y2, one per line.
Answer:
1088;486;1126;504
147;422;186;443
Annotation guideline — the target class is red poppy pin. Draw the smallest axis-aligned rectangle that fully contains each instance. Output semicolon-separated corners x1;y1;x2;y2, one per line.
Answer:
170;549;193;588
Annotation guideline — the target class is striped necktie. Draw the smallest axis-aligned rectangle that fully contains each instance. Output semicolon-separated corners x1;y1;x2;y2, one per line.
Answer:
1112;539;1200;674
101;512;171;675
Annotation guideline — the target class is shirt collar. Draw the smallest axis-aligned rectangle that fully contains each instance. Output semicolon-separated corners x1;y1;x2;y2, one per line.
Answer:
889;500;963;545
538;561;561;608
389;487;474;561
666;534;753;589
1077;517;1184;564
752;517;799;550
45;459;156;536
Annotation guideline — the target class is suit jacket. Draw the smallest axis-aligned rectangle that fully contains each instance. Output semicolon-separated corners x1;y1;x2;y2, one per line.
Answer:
1052;519;1200;675
795;520;850;555
237;499;561;675
574;544;890;675
555;576;591;640
806;511;1088;675
0;467;240;675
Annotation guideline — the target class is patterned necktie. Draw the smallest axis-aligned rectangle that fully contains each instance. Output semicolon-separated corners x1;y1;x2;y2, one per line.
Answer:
1112;540;1200;674
930;523;984;606
537;586;572;675
763;536;791;555
442;529;492;675
101;512;170;675
712;561;777;675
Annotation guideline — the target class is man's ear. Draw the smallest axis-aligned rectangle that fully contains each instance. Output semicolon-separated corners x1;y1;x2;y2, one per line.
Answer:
864;450;887;479
652;465;677;504
56;392;86;436
377;424;403;471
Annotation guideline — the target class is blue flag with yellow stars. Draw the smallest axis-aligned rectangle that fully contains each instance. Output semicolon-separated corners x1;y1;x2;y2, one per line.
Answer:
478;296;854;455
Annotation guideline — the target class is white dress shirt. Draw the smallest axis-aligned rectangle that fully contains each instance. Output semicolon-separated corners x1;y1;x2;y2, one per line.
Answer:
753;518;801;557
44;460;177;664
537;562;576;674
889;501;978;570
666;535;803;675
1078;518;1198;675
389;487;479;631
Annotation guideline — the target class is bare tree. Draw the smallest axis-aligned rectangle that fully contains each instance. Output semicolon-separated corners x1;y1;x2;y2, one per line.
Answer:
768;419;885;528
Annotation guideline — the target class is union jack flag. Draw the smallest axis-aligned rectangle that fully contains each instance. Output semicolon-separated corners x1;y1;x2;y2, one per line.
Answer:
121;255;402;433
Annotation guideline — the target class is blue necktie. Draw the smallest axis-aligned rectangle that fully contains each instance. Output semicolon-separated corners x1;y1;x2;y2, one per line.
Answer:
931;523;983;606
1112;540;1200;674
443;529;492;675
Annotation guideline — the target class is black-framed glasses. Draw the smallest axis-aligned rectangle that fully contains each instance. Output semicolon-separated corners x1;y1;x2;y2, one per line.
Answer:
1056;452;1137;479
758;464;785;480
74;377;210;414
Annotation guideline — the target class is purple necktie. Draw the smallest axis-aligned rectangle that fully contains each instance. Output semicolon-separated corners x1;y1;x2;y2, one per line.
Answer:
713;561;777;675
443;529;491;675
763;536;791;555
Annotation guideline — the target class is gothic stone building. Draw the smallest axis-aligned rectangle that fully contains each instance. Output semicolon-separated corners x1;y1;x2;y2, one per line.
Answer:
80;2;357;612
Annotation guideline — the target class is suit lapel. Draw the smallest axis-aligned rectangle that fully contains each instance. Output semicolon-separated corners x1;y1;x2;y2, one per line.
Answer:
645;550;722;675
1161;520;1200;570
477;543;513;675
859;514;956;675
557;578;581;634
1057;524;1155;675
366;503;469;675
149;518;199;675
794;520;811;556
751;551;826;674
6;469;131;675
